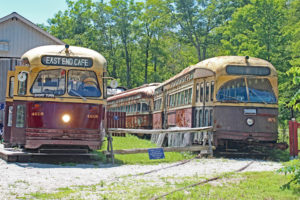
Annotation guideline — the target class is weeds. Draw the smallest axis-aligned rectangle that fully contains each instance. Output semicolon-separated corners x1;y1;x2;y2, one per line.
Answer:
278;159;300;190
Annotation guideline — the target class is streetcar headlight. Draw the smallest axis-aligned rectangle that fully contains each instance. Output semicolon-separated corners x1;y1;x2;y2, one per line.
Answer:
246;118;254;126
62;114;71;123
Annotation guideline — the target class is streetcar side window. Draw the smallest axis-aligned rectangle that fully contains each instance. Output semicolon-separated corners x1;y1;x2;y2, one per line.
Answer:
204;109;209;126
9;77;14;97
16;105;25;128
137;103;141;112
170;95;173;107
209;110;213;126
200;83;204;102
142;103;149;112
196;83;200;102
184;90;188;105
211;81;214;102
18;73;27;95
206;82;209;102
194;109;198;127
188;88;192;104
7;106;13;127
180;91;184;105
199;109;202;127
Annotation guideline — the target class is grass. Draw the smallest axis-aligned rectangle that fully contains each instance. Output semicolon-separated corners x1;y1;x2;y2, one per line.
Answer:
22;171;300;200
28;187;75;200
17;133;300;200
95;134;194;164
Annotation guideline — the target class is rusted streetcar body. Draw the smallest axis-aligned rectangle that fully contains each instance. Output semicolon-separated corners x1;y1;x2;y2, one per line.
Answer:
107;83;159;129
153;56;278;148
3;45;107;150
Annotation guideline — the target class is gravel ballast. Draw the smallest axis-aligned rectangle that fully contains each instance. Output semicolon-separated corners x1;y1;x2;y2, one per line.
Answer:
0;158;283;199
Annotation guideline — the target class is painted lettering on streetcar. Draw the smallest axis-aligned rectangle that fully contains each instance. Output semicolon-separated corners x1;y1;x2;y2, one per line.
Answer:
41;55;93;68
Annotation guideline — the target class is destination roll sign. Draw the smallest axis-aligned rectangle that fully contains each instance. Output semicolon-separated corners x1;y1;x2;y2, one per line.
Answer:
41;55;93;68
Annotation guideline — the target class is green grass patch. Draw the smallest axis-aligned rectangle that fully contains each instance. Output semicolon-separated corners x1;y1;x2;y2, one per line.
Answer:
170;171;300;200
26;171;299;200
27;187;75;200
96;134;194;164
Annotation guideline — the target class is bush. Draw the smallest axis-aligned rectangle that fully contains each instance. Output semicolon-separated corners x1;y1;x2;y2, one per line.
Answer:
278;159;300;189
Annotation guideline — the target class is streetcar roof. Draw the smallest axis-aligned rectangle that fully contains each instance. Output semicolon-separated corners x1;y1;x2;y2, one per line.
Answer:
108;83;160;101
159;56;277;88
21;45;107;69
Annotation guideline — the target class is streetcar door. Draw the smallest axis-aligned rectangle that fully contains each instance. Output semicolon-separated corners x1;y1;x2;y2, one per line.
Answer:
162;90;168;129
3;71;14;146
10;67;29;147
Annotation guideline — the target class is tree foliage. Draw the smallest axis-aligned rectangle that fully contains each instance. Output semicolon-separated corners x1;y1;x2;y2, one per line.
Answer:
278;159;300;189
43;0;300;122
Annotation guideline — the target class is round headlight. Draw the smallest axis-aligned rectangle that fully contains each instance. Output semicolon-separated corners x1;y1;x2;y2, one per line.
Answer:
62;114;71;123
246;118;254;126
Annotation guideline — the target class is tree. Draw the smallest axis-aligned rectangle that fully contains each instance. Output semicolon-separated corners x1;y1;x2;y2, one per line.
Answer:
108;0;142;88
135;0;172;83
219;0;288;67
285;0;300;111
171;0;243;62
47;0;96;47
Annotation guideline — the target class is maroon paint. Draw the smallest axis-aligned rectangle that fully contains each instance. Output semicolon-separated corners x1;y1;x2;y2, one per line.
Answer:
27;102;103;129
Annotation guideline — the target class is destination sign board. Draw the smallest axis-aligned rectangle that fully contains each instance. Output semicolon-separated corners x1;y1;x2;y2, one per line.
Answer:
41;56;93;68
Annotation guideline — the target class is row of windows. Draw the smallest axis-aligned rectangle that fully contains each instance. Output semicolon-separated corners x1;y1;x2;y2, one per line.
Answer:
169;88;193;108
10;70;101;98
194;109;213;127
6;105;25;128
154;98;162;111
195;81;214;103
108;102;150;113
108;94;142;105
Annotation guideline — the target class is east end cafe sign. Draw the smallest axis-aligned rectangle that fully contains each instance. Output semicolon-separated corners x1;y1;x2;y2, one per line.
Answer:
41;55;93;68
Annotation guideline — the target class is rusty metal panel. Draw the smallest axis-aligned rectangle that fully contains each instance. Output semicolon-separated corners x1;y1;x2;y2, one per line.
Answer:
106;111;126;128
214;106;277;134
125;114;152;129
153;112;162;129
167;112;176;126
214;106;278;143
175;108;193;127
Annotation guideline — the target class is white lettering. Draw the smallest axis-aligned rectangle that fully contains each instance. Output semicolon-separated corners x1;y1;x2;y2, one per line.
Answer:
74;58;80;66
46;57;51;64
83;59;89;66
62;58;67;65
42;56;92;67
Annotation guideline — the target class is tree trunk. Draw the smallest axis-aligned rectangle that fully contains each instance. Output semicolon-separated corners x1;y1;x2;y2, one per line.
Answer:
144;39;150;84
124;42;131;88
196;44;202;62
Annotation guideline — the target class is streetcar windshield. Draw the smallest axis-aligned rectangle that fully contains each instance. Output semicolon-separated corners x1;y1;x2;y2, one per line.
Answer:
216;78;276;104
67;70;101;97
30;69;66;96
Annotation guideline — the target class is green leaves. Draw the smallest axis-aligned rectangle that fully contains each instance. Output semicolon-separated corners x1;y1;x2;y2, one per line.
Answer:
278;159;300;189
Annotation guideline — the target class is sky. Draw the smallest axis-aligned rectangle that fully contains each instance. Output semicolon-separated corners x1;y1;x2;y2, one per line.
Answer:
0;0;68;25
